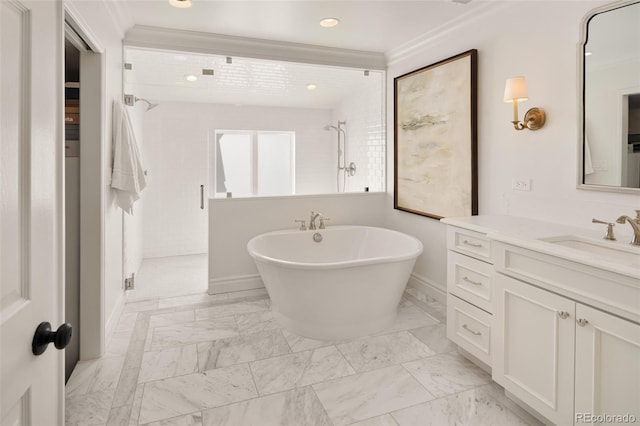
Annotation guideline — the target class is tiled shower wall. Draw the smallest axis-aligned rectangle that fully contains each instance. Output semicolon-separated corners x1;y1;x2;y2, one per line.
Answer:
332;73;385;193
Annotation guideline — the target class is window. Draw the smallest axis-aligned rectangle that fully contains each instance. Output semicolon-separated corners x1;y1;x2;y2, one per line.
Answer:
214;130;295;197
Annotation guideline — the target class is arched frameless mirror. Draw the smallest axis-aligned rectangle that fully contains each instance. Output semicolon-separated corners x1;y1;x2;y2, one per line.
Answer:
579;0;640;193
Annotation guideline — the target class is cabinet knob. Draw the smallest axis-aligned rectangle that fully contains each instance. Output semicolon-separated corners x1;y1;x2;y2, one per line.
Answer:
558;311;570;319
577;318;589;327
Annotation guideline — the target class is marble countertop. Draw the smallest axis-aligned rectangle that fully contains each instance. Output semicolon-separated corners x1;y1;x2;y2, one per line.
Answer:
441;215;640;280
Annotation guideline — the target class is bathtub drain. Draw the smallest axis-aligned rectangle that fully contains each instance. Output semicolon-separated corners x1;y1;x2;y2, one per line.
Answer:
313;233;323;242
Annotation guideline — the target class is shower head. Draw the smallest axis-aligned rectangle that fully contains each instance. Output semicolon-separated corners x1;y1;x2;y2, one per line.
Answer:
136;97;159;111
124;94;159;111
324;124;339;131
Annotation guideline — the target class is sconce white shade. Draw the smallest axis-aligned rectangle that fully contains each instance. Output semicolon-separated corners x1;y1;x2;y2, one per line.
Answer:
503;76;529;103
169;0;192;8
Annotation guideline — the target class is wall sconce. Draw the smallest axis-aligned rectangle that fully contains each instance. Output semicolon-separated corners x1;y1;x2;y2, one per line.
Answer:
503;76;546;131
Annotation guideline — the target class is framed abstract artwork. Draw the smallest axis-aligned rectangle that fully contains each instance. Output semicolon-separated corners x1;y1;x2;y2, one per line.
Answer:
394;49;478;219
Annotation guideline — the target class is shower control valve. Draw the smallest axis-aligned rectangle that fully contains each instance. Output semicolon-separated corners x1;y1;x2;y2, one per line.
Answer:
294;220;307;231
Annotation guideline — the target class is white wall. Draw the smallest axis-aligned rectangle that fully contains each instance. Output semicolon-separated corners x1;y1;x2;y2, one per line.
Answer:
141;102;336;258
208;193;386;293
66;0;128;356
385;0;638;295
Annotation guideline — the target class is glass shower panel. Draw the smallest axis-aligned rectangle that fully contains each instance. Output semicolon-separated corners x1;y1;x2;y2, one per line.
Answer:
257;132;294;196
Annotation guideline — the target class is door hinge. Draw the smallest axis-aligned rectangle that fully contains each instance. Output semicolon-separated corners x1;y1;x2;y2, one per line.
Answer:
124;273;135;290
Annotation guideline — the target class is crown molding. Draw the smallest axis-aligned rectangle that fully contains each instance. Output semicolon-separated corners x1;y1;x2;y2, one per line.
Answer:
102;0;134;39
385;1;515;66
124;25;387;70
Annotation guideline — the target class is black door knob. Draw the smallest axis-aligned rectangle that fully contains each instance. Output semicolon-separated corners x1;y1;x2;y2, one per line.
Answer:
32;322;72;355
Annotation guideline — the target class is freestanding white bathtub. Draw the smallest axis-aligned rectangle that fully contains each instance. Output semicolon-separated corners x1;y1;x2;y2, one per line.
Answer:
247;226;423;340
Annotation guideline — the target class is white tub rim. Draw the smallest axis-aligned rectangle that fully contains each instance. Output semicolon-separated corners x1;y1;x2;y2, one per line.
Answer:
247;225;423;270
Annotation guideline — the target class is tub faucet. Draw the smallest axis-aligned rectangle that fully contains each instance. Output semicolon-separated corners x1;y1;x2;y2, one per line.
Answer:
616;210;640;246
309;211;322;230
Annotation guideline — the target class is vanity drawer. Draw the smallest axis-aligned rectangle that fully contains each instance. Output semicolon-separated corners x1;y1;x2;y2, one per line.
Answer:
448;227;491;262
447;251;492;313
447;294;492;366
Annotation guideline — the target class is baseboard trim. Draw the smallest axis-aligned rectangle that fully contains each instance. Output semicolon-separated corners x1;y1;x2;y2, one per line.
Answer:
407;272;446;305
105;290;126;347
209;274;264;294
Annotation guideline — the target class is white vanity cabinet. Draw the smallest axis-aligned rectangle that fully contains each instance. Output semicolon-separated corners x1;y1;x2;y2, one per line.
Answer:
492;251;640;426
574;304;640;423
445;226;493;365
442;215;640;426
492;273;576;425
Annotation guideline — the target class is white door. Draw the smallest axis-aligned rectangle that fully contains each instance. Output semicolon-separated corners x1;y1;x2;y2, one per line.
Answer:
1;0;64;425
575;303;640;422
492;273;575;426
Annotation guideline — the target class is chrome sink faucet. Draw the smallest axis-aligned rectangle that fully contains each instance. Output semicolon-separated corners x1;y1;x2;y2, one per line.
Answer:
616;210;640;246
309;211;322;230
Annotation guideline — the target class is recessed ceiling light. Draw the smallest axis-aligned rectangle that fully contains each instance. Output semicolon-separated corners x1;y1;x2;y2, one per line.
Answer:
169;0;192;8
306;83;317;90
186;74;198;82
320;17;340;28
585;51;593;56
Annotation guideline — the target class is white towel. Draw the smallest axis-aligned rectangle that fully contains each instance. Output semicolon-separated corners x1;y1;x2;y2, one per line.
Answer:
111;100;148;214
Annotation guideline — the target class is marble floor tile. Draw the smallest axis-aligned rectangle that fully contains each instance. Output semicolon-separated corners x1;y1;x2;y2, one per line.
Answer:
409;324;457;355
107;404;131;426
225;288;269;300
144;326;155;352
129;254;208;301
116;312;139;333
66;359;99;398
194;299;268;321
312;365;435;426
158;292;227;309
139;344;198;383
391;383;540;426
250;345;356;395
150;317;238;351
106;330;134;357
138;364;258;424
404;287;439;305
196;329;290;370
235;309;281;334
142;412;203;426
281;328;343;352
337;331;435;373
149;310;195;329
85;356;125;394
201;386;331;426
129;384;144;426
402;352;491;398
375;302;439;335
66;390;115;426
348;414;400;426
113;367;140;408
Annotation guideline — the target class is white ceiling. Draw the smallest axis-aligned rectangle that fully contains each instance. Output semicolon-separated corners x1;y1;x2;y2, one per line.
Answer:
119;0;483;54
120;0;485;109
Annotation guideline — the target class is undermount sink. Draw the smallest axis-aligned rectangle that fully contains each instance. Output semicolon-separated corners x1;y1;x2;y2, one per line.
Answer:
541;235;640;268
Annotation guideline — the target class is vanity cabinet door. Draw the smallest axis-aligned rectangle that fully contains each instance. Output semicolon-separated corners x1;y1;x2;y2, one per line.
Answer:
575;304;640;423
492;274;575;426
